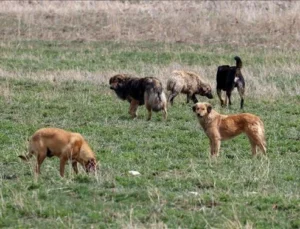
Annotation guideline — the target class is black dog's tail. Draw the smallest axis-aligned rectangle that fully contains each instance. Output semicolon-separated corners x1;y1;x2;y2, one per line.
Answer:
234;56;242;69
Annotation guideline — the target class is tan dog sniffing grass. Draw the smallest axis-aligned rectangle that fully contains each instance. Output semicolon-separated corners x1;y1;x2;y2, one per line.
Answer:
19;128;97;177
192;102;266;156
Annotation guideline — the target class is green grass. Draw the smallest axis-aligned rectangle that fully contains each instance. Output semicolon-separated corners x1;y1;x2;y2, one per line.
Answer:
0;41;300;228
2;41;300;74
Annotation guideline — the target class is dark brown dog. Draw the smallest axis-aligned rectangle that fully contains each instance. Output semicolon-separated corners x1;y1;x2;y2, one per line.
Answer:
167;70;213;105
109;74;167;120
193;102;266;156
19;128;97;177
216;56;245;109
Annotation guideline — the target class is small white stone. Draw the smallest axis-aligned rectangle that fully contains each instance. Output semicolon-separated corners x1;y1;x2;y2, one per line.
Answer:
128;171;141;176
189;191;199;196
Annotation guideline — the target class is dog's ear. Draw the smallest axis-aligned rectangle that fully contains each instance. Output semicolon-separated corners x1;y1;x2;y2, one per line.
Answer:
206;104;212;113
192;105;196;112
73;138;83;154
198;87;206;96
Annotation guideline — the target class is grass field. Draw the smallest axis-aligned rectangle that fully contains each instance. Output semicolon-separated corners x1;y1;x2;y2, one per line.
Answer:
0;1;300;228
0;40;299;228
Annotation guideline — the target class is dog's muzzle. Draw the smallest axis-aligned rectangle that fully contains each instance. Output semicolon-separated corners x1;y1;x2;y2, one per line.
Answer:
85;160;97;173
206;93;213;99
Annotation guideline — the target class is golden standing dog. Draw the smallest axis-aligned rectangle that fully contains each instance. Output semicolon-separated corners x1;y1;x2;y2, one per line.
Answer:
192;102;266;156
19;128;97;177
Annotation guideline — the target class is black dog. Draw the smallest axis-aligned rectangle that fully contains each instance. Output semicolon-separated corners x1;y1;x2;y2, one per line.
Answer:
216;56;245;109
109;74;167;120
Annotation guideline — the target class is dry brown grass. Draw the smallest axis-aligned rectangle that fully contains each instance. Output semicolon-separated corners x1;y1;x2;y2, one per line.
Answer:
1;1;300;48
1;62;299;99
1;1;299;99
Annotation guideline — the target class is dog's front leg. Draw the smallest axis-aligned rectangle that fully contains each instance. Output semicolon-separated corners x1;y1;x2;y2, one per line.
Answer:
217;89;224;107
36;152;47;175
168;91;178;105
59;157;68;177
186;94;191;103
191;94;198;104
187;92;197;104
210;138;221;156
72;161;79;174
129;100;139;118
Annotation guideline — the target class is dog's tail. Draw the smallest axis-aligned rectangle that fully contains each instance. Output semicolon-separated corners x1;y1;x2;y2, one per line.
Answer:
147;88;167;112
144;78;167;112
257;119;267;154
234;56;243;69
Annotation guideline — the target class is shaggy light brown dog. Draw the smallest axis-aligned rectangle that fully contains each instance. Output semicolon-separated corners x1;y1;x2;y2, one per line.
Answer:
19;128;97;177
109;74;167;120
192;102;266;156
167;70;213;105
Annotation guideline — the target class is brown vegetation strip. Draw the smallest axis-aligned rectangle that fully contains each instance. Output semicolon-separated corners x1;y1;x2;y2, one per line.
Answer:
0;1;300;48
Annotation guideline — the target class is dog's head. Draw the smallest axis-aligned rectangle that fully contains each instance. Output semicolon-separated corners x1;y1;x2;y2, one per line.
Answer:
85;158;97;173
109;74;128;90
73;134;98;174
192;102;212;118
199;85;213;99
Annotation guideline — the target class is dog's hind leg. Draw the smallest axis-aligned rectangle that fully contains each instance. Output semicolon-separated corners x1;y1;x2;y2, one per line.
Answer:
226;90;232;107
162;105;167;120
162;109;167;120
168;91;179;106
258;141;267;155
217;89;225;107
237;86;245;109
249;140;258;156
247;133;266;156
144;96;152;120
256;134;267;155
246;130;259;156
